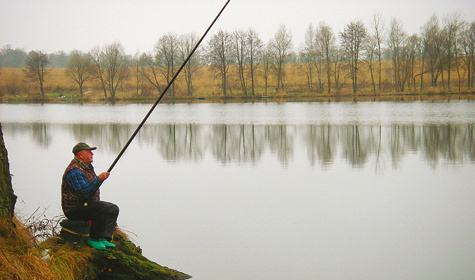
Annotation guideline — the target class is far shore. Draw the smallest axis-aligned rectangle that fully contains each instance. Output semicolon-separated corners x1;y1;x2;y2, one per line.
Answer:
2;90;475;104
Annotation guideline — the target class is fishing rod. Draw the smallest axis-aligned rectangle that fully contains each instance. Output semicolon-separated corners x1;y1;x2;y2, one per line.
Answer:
107;0;231;173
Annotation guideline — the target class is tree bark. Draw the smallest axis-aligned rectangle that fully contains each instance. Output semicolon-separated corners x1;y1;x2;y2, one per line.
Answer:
0;124;16;223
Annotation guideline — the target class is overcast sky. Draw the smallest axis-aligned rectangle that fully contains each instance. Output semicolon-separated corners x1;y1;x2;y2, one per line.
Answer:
1;0;474;54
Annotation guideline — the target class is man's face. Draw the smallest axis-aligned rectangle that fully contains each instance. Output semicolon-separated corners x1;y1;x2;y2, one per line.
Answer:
77;149;94;165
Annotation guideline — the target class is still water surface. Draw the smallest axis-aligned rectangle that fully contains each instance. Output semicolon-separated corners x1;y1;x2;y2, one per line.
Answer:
1;102;474;279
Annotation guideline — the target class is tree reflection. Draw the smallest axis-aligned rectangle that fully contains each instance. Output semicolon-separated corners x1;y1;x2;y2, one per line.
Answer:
31;123;50;148
154;124;205;162
69;123;135;153
389;125;421;168
303;125;336;167
421;124;470;167
267;125;294;166
4;122;475;168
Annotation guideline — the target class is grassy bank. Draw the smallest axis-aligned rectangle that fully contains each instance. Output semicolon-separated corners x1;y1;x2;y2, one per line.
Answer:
0;217;90;279
2;88;475;104
0;217;191;279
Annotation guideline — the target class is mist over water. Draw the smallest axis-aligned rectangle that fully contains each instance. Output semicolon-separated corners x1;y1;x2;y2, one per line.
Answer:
2;102;474;280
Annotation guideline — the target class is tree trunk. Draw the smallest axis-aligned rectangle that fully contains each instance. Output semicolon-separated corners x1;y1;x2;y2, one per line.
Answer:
0;124;16;222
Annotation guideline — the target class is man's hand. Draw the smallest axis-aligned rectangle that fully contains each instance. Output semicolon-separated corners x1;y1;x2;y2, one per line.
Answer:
98;172;110;181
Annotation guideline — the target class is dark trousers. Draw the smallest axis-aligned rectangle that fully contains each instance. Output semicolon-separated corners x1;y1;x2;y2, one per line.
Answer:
65;201;119;241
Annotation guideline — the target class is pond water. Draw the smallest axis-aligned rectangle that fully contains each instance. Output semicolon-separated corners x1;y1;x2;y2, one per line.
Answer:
1;102;474;279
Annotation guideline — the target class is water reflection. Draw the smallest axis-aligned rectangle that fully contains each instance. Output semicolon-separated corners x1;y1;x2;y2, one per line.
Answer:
4;122;474;168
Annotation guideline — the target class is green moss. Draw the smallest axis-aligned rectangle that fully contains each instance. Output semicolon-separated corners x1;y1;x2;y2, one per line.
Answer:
35;234;190;280
89;234;191;280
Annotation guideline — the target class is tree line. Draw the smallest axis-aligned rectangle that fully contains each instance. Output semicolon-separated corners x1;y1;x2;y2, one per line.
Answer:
1;13;474;99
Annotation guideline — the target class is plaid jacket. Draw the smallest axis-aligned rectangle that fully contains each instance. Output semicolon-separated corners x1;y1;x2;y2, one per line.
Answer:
61;158;101;213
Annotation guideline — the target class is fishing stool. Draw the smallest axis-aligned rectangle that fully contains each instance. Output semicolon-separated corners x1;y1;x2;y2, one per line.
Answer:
60;219;90;243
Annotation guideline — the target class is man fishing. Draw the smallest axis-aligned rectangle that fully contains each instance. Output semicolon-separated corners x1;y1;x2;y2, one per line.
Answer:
61;142;119;250
58;0;230;252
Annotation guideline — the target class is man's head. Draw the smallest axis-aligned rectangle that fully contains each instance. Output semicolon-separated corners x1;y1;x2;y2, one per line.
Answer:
72;142;97;165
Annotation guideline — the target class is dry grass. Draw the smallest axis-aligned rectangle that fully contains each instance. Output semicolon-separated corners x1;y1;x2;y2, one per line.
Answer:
0;216;95;280
0;215;143;280
0;217;53;279
1;61;474;102
47;244;94;280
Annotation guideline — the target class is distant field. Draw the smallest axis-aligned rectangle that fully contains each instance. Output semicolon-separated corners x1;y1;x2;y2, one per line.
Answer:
1;62;474;103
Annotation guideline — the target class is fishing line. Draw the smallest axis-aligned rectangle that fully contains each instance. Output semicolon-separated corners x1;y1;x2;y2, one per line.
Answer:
107;0;231;173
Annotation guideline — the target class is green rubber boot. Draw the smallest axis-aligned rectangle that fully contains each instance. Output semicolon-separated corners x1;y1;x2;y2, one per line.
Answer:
87;238;106;250
99;238;116;248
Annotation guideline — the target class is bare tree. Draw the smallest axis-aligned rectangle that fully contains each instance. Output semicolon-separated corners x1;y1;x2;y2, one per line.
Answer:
24;50;50;97
442;13;463;91
232;29;249;95
246;28;263;96
310;24;324;93
207;30;233;96
364;34;378;93
104;43;130;100
387;18;420;93
388;17;409;92
370;12;386;91
155;33;180;96
179;33;201;96
137;52;163;95
131;51;151;97
262;42;274;96
316;22;335;94
299;24;317;92
89;47;107;98
132;52;140;96
66;50;93;96
340;20;367;94
229;29;263;96
331;46;346;93
406;34;422;91
89;42;130;100
421;15;443;87
271;25;293;90
460;21;475;88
